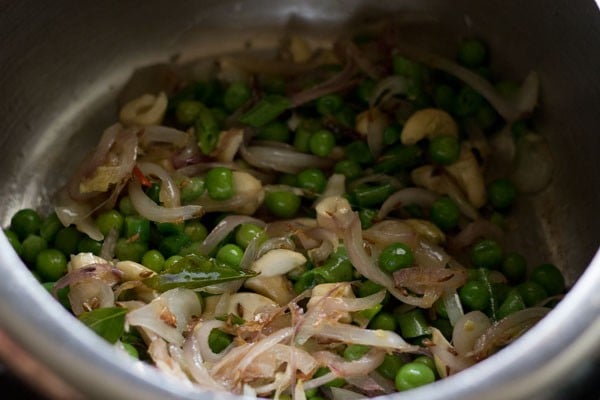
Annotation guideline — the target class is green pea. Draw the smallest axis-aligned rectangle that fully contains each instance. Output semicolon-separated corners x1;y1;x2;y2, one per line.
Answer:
454;86;483;117
123;216;151;242
293;270;322;293
531;263;565;296
488;179;517;210
312;248;353;283
293;128;312;153
334;106;355;128
156;222;185;236
4;229;22;255
396;309;430;339
395;362;435;391
95;210;124;237
428;135;460;165
334;159;362;180
115;238;148;263
142;249;165;273
216;244;244;268
413;356;436;374
430;196;460;231
205;167;234;200
164;255;183;269
369;312;396;331
379;242;415;273
357;280;386;299
497;289;525;319
430;318;453;340
434;298;448;319
184;221;208;242
35;248;67;281
297;168;327;194
179;176;206;204
433;84;457;112
121;343;139;359
11;208;42;240
343;344;371;361
377;354;405;380
314;367;345;388
392;55;425;82
54;227;82;256
517;281;548;307
345;141;374;165
21;234;47;265
502;252;527;283
459;280;491;311
118;196;137;216
160;234;191;258
77;236;103;255
470;239;503;269
223;82;251;112
208;329;233;353
457;38;488;68
265;191;301;219
357;304;382;321
304;388;319;399
175;100;203;126
316;94;343;116
257;120;291;143
40;213;62;242
235;223;267;249
145;182;161;203
309;129;336;157
358;208;377;229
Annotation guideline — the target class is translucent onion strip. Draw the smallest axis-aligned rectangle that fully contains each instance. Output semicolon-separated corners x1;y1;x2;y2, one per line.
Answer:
128;180;204;223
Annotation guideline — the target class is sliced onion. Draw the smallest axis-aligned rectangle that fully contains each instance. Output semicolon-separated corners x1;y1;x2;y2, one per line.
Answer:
303;371;339;390
193;320;231;363
240;144;334;174
317;290;386;314
448;219;504;251
69;280;116;316
181;334;227;391
99;227;119;260
452;311;492;356
290;61;359;108
442;290;465;326
512;132;553;194
369;75;409;107
54;263;121;294
126;288;203;346
470;307;550;360
141;125;189;147
314;349;385;377
148;338;194;384
137;161;180;208
54;188;103;241
429;327;474;378
377;188;437;220
363;220;417;249
128;180;204;223
197;215;266;256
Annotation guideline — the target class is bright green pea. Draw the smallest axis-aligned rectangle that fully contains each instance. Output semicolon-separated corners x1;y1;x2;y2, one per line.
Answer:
95;210;124;237
208;329;233;353
309;129;336;157
379;242;414;273
265;190;301;219
517;281;548;307
179;176;206;204
54;226;82;256
124;216;151;242
35;248;67;281
40;213;62;242
343;344;371;361
459;280;491;311
369;312;396;331
164;255;183;269
430;196;460;231
77;236;102;255
531;263;565;296
156;222;185;236
316;94;343;116
118;196;137;216
223;82;251;112
470;239;503;269
502;252;527;283
235;223;267;249
429;135;460;165
488;179;517;210
297;168;327;194
497;289;525;319
115;238;148;263
4;229;22;255
395;362;436;391
216;244;244;268
257;120;291;143
175;100;203;126
21;234;48;265
11;208;42;240
184;221;208;242
396;309;430;339
334;159;362;180
205;167;234;200
142;249;165;273
377;354;405;380
312;250;353;283
457;38;488;68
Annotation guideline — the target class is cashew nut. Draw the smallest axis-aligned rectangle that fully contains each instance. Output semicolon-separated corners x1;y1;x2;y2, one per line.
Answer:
307;282;355;323
251;249;307;277
202;292;278;320
404;219;446;244
119;92;167;127
444;143;487;208
115;260;156;281
244;275;295;306
355;107;389;137
401;108;459;145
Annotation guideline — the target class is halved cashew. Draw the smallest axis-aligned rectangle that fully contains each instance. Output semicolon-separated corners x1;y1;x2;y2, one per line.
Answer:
202;292;278;320
307;282;355;323
411;165;479;220
404;219;446;244
115;260;156;281
231;171;265;215
119;92;168;127
355;107;389;137
444;143;487;208
68;252;107;272
212;128;244;163
244;275;295;306
401;108;459;145
251;249;307;277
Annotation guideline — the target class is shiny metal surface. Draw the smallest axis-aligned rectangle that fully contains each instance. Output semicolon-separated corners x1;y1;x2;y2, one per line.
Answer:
0;1;598;399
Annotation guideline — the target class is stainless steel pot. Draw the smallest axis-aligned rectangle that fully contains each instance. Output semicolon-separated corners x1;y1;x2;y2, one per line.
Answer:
0;1;599;399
